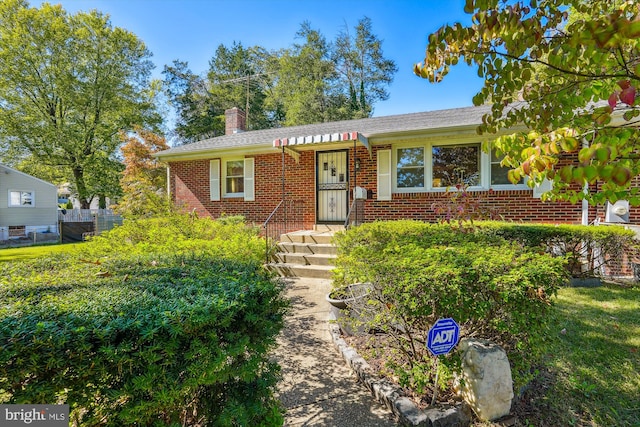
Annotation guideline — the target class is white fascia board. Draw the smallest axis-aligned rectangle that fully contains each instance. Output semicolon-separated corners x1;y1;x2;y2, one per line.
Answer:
154;144;276;162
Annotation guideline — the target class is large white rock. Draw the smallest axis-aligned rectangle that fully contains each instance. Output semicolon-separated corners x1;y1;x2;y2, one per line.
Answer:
456;338;513;421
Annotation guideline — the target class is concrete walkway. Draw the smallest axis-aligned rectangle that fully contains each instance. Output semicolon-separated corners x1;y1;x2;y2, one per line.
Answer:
273;277;397;426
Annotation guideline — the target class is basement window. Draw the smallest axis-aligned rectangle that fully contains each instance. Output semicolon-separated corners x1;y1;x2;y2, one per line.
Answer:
8;226;26;237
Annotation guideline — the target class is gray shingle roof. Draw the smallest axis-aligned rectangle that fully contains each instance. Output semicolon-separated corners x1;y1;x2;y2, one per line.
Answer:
156;104;492;159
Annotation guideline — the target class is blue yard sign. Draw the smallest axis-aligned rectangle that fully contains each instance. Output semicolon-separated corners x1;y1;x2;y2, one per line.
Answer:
427;318;460;356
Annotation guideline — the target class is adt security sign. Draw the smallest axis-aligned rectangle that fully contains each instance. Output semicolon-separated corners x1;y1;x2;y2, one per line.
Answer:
427;318;460;356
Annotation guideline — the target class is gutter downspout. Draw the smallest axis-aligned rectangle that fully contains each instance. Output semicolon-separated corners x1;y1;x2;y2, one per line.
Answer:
166;165;171;197
582;138;589;226
282;146;286;227
353;139;358;226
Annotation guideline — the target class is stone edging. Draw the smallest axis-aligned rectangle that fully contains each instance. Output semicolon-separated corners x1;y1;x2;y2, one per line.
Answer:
328;322;472;427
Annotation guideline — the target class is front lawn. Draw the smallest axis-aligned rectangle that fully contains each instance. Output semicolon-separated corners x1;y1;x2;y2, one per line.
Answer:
0;242;82;262
515;284;640;426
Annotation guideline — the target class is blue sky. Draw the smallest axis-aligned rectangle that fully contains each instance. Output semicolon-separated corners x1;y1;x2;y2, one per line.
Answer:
42;0;484;117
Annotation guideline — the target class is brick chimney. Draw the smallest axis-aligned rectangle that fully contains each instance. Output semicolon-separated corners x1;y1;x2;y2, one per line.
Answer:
224;107;246;135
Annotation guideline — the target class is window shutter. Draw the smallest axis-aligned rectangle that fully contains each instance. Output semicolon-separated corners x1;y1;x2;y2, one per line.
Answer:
244;157;255;201
377;149;392;201
532;178;552;199
209;159;220;201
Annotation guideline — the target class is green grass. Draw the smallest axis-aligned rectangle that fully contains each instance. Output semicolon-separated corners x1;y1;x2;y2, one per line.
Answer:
530;285;640;426
0;243;82;262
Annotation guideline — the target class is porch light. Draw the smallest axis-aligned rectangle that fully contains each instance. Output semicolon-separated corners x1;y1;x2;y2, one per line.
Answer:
355;158;361;172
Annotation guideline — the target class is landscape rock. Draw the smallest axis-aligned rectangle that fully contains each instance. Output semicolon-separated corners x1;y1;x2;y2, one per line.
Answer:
456;338;513;421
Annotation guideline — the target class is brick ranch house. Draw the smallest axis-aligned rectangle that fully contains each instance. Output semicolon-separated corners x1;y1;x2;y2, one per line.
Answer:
155;105;639;236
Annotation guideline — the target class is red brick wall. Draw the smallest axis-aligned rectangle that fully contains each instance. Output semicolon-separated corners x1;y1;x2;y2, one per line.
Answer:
168;145;639;227
169;150;316;229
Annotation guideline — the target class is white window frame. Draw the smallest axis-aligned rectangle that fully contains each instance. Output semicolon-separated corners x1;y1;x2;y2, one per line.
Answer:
394;145;427;191
488;149;529;190
8;190;35;207
219;157;254;201
431;142;483;189
222;158;245;198
391;141;527;193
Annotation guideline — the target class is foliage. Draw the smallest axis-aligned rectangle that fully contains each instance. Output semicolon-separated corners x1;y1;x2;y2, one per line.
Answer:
333;17;398;118
0;216;287;426
115;127;172;218
431;184;499;229
415;0;640;205
332;221;568;395
207;42;276;132
270;21;342;126
475;221;638;277
164;17;396;140
163;60;219;142
81;213;264;263
163;42;277;142
0;0;160;208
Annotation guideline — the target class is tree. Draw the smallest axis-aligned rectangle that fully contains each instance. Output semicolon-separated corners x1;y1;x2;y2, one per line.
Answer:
164;44;276;142
415;0;640;205
165;17;397;136
207;42;276;131
267;21;343;126
115;127;172;218
163;60;219;142
334;17;398;118
0;0;159;208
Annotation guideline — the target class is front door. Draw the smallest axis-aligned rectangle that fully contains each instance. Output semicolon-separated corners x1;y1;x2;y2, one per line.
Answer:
317;150;348;223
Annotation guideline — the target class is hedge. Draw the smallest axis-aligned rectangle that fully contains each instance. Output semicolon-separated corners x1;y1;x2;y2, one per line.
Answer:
332;220;568;394
474;221;638;277
0;215;288;426
79;213;265;264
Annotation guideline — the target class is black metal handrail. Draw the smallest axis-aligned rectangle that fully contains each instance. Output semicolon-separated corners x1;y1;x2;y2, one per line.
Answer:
262;199;305;263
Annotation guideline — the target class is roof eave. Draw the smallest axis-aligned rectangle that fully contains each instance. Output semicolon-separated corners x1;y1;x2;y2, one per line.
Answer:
154;143;276;162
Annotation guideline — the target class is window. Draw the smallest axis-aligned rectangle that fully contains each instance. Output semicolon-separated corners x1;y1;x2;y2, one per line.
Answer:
8;225;26;237
432;144;480;187
396;147;425;188
224;160;244;196
218;158;254;201
490;150;523;186
9;190;33;207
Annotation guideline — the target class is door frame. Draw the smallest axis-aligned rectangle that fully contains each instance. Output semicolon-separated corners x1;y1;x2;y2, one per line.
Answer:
316;149;349;224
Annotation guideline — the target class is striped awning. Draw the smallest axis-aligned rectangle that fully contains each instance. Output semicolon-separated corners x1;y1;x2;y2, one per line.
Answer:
273;131;370;158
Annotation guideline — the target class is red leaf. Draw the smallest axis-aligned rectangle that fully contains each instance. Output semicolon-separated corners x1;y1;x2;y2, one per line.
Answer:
618;80;631;90
608;92;618;109
620;86;637;105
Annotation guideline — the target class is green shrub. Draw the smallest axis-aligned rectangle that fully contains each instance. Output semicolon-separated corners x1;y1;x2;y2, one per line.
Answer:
333;220;568;396
475;221;638;277
0;214;285;425
0;252;287;426
81;213;265;264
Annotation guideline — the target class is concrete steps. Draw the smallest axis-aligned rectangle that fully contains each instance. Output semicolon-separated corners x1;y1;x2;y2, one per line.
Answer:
266;225;343;280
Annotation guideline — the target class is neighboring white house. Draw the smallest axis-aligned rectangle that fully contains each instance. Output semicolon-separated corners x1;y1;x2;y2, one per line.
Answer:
0;163;58;241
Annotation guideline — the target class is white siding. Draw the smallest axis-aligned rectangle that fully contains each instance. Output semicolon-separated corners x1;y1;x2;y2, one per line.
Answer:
0;165;57;228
